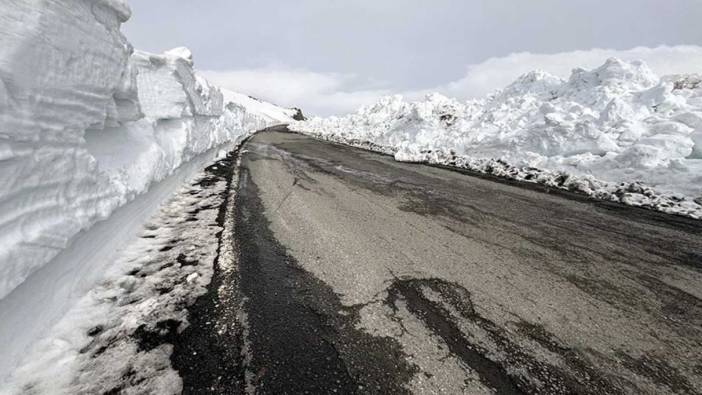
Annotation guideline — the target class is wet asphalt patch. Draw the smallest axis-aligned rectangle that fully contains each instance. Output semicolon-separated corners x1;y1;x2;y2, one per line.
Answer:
387;278;524;394
384;278;645;394
235;165;416;394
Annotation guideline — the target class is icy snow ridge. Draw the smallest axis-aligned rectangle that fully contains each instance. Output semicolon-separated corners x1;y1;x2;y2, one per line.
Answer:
0;1;293;301
292;59;702;218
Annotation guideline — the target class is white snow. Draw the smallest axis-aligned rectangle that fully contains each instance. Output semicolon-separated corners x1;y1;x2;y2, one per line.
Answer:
0;0;134;302
0;146;227;384
0;0;293;303
291;59;702;218
1;160;233;394
221;89;299;125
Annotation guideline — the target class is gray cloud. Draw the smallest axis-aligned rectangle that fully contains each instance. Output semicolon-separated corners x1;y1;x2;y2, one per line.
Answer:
202;46;702;116
123;1;702;114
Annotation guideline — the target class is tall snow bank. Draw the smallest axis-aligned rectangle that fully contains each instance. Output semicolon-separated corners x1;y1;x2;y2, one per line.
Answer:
0;0;134;300
85;48;267;202
0;1;292;301
292;59;702;218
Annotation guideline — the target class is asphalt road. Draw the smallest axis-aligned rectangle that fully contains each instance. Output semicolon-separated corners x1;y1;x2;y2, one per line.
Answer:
173;129;702;394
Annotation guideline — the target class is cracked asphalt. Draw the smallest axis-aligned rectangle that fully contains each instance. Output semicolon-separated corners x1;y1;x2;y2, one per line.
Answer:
174;129;702;394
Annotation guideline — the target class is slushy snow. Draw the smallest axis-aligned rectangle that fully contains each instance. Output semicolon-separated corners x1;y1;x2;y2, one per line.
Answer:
291;59;702;218
0;0;294;302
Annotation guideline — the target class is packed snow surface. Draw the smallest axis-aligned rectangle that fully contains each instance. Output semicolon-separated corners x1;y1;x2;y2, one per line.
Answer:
292;59;702;218
0;0;292;301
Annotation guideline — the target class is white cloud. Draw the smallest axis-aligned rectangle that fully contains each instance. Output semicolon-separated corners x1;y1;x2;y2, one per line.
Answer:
203;46;702;117
440;45;702;99
201;68;390;117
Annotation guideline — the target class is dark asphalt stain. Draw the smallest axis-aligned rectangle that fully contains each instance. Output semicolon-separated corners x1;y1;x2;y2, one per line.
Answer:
681;251;702;270
616;352;696;394
87;325;103;337
387;278;524;395
134;319;182;352
387;278;629;394
235;165;416;394
513;322;633;393
169;150;249;394
103;367;145;395
236;166;355;393
637;274;702;339
176;253;198;266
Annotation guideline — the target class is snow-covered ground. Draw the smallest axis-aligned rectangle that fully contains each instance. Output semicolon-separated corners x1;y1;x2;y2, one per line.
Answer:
0;0;293;386
291;59;702;218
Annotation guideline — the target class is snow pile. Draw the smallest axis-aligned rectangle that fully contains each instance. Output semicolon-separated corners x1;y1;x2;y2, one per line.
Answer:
1;154;236;394
0;0;292;301
292;59;702;218
222;89;300;125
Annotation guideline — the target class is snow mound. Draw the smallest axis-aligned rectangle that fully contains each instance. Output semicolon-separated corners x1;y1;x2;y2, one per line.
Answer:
292;58;702;218
222;89;299;124
0;0;293;301
1;155;234;394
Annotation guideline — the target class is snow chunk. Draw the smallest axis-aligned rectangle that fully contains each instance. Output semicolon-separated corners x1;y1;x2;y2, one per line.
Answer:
165;47;194;66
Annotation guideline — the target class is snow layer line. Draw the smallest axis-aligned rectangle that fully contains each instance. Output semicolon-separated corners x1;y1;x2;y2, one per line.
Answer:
0;1;294;301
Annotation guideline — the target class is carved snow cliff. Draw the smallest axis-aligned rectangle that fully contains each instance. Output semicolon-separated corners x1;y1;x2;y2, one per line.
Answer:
0;0;293;301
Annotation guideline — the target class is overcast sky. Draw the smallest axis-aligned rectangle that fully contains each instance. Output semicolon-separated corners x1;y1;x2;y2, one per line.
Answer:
124;1;702;115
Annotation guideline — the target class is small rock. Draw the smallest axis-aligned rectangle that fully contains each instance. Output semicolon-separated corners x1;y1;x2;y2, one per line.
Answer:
87;325;103;337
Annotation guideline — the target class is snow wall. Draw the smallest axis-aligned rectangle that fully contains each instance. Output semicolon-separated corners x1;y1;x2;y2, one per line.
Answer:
0;0;293;301
292;59;702;218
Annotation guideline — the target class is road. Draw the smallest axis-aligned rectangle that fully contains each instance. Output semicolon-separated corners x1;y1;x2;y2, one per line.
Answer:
172;129;702;394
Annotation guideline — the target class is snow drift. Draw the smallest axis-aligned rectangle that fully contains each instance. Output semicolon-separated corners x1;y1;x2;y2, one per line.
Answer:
0;0;293;301
292;59;702;218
